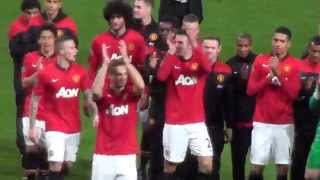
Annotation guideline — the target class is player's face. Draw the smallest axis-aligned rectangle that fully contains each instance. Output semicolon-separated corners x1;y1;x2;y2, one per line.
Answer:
110;15;126;32
45;0;62;16
38;30;56;53
272;33;291;57
308;43;320;63
202;39;221;62
133;0;150;19
23;8;40;21
60;40;78;62
182;22;199;42
159;22;173;41
236;38;251;58
175;34;191;56
110;65;128;90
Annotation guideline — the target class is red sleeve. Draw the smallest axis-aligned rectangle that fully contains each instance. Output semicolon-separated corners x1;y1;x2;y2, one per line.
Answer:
88;38;101;85
8;21;19;39
247;56;269;96
33;70;46;96
59;17;78;35
22;54;33;79
134;34;147;71
80;70;90;91
278;61;301;100
157;54;175;81
197;49;211;73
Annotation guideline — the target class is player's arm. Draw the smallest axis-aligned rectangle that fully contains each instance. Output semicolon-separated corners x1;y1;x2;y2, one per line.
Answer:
247;57;269;96
29;92;40;144
92;43;110;100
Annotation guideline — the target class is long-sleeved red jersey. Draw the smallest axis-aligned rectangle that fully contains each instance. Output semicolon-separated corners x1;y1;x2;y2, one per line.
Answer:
247;54;300;124
157;49;211;124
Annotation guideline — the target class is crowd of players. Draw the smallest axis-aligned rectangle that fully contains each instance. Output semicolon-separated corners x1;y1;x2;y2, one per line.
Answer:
7;0;320;180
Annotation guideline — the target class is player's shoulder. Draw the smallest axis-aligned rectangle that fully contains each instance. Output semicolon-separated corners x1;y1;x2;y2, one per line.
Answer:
127;29;144;40
92;31;111;43
24;51;40;63
214;61;232;74
72;63;87;74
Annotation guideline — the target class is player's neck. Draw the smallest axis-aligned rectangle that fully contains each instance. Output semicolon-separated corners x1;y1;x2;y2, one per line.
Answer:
273;52;288;61
110;85;125;95
47;11;59;22
111;27;126;37
40;48;54;58
142;16;152;26
57;56;71;70
182;51;192;60
210;57;218;65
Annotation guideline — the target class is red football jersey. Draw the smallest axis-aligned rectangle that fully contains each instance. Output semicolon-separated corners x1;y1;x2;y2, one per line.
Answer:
34;62;89;133
88;29;146;82
8;15;43;39
22;51;56;119
247;54;301;124
54;16;78;35
94;85;140;155
157;49;211;124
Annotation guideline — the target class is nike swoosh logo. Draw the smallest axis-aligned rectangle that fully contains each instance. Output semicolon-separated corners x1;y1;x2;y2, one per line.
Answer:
32;64;37;68
174;66;181;69
261;64;269;67
52;79;59;83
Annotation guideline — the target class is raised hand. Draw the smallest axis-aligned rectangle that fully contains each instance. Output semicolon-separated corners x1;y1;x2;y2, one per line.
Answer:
101;43;110;65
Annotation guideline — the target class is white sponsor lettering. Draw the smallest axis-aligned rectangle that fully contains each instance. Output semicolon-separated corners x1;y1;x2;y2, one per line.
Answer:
107;104;129;116
175;75;197;86
56;87;79;98
110;53;132;62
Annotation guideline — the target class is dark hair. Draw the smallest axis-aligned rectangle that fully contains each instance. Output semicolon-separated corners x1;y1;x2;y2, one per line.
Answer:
310;35;320;46
203;36;221;46
38;23;58;39
103;1;133;27
274;26;292;40
236;32;252;44
108;59;127;75
21;0;41;11
159;16;179;29
182;14;199;24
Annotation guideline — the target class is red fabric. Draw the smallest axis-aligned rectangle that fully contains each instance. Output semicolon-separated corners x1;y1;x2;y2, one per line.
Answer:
88;29;147;83
95;85;140;155
8;15;43;39
54;16;78;35
157;49;211;124
22;51;56;119
247;54;301;124
212;60;232;74
298;58;320;73
34;62;89;133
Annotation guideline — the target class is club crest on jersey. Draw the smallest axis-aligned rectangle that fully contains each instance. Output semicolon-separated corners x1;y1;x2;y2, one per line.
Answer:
283;65;291;73
190;63;199;71
216;74;225;83
175;75;197;86
72;75;80;83
149;33;158;42
106;104;129;116
56;87;79;98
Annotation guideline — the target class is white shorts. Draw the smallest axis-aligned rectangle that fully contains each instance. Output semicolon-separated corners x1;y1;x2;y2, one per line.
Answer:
163;122;213;163
22;117;46;146
250;122;294;165
46;131;80;162
91;154;137;180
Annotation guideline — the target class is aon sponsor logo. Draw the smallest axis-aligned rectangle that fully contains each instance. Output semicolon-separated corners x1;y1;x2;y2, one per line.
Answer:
107;104;129;116
56;87;79;98
175;75;197;86
110;53;132;62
